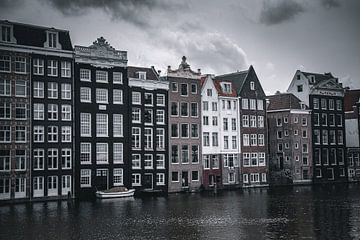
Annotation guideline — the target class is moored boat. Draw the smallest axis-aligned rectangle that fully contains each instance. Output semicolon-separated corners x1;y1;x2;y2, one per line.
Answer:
96;187;135;199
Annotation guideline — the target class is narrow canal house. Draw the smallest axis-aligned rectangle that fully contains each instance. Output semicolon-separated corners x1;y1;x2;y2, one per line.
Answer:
344;89;360;182
287;71;347;183
168;56;202;193
0;21;31;201
128;66;169;193
74;37;129;198
216;66;268;187
267;93;312;185
201;74;222;189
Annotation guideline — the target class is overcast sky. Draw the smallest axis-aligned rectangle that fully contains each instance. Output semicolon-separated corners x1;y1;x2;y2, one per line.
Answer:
2;0;359;94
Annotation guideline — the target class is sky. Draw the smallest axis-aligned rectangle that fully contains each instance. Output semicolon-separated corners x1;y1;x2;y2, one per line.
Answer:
1;0;360;94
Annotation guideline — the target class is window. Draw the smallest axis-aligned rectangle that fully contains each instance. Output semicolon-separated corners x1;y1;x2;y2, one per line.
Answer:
250;134;257;146
80;69;91;81
61;148;71;169
192;145;199;163
96;70;108;82
14;57;26;73
113;169;123;186
181;102;189;116
171;145;179;163
47;60;58;76
33;126;44;142
156;173;165;186
14;126;26;142
181;145;189;163
61;126;71;143
212;116;218;126
157;94;165;106
232;136;237;149
144;154;153;169
258;134;264;146
96;88;108;104
156;110;165;124
243;134;249;146
297;85;303;92
250;81;255;90
171;82;178;92
250;115;257;127
337;114;343;126
144;93;153;106
96;114;108;137
0;102;11;119
257;116;264;128
15;80;26;97
33;100;44;116
61;84;71;100
259;153;266;166
132;154;141;169
15;150;26;171
242;115;249;127
207;89;212;96
336;100;342;110
1;25;11;42
80;143;91;164
211;102;217;111
61;105;71;121
250;99;256;110
257;100;264;110
132;174;141;186
0;150;10;171
80;113;91;137
17;104;28;119
96;143;108;164
203;132;210;146
171;124;178;138
251;154;258;167
33;149;44;170
80;169;91;187
192;171;199;181
191;83;197;94
143;109;152;125
113;114;123;137
47;32;57;48
302;130;307;138
171;102;179;116
0;55;11;72
0;79;11;96
329;99;334;110
302;117;307;126
132;127;141;149
313;98;319;109
224;136;229;149
113;143;123;164
180;83;188;96
144;128;153;150
223;118;228;131
47;126;58;142
222;83;231;93
302;144;308;153
191;124;199;138
156;154;165;169
138;71;146;79
181;124;189;138
243;174;249;183
33;81;44;98
48;82;58;99
203;116;209;125
80;87;91;102
203;101;209;111
61;61;71;77
321;98;327;110
132;108;141;123
322;130;328;144
329;114;335;126
231;118;237;131
203;155;210;169
113;72;123;84
212;133;218;146
337;130;343;144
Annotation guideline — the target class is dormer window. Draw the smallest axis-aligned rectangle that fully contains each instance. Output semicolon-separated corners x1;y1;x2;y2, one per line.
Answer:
1;25;10;42
222;83;232;93
45;31;61;49
138;71;146;80
250;81;255;90
309;75;315;84
296;74;301;80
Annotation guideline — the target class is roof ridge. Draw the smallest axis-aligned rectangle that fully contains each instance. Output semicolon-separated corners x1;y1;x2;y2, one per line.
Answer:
1;19;70;32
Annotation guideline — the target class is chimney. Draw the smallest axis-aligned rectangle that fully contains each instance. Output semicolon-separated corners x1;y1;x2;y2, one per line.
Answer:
168;65;171;71
158;70;161;75
198;68;201;74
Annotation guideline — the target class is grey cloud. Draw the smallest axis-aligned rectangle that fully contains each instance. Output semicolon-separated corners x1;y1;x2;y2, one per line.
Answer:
320;0;341;9
0;0;23;12
41;0;187;27
259;0;305;25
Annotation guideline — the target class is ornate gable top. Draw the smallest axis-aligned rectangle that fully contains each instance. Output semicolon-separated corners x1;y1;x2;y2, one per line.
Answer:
167;56;201;79
91;37;114;50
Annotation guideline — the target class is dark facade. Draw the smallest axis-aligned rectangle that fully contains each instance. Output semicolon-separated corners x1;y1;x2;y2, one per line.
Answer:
128;66;169;193
74;37;129;198
267;93;312;185
287;71;347;183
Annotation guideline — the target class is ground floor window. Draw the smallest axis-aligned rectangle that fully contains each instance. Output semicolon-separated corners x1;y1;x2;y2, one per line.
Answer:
33;176;44;197
261;173;267;182
243;174;248;183
132;174;141;186
250;173;259;183
0;178;10;198
171;172;179;182
229;172;235;183
315;168;322;178
47;176;58;196
113;168;123;186
191;171;199;181
15;178;26;198
156;173;165;186
80;169;91;187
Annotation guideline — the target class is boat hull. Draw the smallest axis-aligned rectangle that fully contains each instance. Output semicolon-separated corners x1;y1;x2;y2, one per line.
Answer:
96;189;135;199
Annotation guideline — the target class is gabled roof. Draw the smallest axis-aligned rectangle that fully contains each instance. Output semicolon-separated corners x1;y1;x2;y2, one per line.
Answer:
213;79;237;97
267;93;305;111
215;69;248;95
128;66;159;81
1;20;73;51
344;89;360;112
301;71;336;84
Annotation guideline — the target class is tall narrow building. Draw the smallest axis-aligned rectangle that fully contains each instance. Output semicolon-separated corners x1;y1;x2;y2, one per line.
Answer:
168;56;202;193
267;93;312;185
216;66;268;187
287;71;347;183
128;66;169;193
74;37;129;198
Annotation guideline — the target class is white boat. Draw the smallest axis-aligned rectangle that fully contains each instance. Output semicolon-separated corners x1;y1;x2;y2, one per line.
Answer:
96;187;135;199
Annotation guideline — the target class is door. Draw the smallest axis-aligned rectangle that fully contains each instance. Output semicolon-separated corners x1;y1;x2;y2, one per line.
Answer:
181;171;188;187
209;175;214;186
95;169;108;190
61;175;72;195
144;174;153;190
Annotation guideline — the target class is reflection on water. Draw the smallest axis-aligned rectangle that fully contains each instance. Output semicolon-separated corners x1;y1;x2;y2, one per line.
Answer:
1;185;360;240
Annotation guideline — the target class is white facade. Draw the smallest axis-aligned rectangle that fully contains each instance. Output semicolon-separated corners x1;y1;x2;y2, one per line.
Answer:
346;118;359;148
287;70;312;106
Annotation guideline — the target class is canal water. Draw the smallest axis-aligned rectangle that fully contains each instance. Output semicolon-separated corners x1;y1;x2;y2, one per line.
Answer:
1;185;360;240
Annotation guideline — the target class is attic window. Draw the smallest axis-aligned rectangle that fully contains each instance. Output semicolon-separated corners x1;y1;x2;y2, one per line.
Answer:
45;30;61;49
297;85;303;92
296;74;301;80
250;81;255;90
1;25;10;42
222;83;232;93
138;71;146;80
309;75;315;84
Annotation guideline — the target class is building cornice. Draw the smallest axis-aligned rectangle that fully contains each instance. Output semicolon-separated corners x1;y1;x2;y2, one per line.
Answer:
0;42;73;58
129;78;169;90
